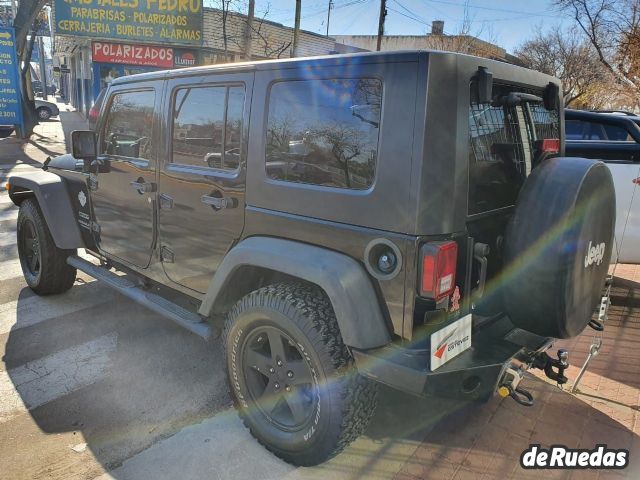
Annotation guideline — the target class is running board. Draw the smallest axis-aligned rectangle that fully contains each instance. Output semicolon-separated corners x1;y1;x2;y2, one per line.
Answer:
67;255;211;340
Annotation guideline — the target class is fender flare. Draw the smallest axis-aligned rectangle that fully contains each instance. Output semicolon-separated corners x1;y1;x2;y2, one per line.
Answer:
8;171;84;249
199;237;392;350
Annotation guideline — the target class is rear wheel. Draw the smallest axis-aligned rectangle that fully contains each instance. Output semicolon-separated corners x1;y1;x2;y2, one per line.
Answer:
223;282;377;466
17;199;77;295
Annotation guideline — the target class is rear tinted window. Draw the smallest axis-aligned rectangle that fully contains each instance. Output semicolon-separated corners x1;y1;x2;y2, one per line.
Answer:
172;85;244;171
265;78;382;190
468;84;559;215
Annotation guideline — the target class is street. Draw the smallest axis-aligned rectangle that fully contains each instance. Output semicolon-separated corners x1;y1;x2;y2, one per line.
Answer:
0;100;639;480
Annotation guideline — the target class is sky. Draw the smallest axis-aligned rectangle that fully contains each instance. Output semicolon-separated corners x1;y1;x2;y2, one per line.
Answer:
245;0;573;54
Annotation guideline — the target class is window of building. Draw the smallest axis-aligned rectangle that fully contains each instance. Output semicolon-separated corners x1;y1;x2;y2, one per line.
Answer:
171;85;244;171
265;78;382;189
102;90;155;159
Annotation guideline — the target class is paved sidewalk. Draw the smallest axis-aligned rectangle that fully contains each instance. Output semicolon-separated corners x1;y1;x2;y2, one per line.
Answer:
0;99;87;168
395;270;640;480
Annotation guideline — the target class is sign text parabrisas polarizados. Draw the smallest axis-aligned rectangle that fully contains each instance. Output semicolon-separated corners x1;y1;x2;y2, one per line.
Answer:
62;0;201;14
55;0;203;44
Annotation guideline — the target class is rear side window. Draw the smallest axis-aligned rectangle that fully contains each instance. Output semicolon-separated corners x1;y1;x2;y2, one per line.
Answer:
265;78;382;190
565;119;633;141
468;84;559;215
172;85;244;171
102;90;155;159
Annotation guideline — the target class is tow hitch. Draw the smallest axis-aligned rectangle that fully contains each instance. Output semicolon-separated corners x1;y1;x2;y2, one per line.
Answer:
498;349;569;407
533;348;569;385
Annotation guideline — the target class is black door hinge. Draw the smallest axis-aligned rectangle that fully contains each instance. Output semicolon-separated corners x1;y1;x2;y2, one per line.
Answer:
159;193;174;210
88;174;99;191
161;246;175;263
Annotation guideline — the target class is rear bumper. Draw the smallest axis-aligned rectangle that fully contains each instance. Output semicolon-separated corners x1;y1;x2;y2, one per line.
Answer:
352;316;553;401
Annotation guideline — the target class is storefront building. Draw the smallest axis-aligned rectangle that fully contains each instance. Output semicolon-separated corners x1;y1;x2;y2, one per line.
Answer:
51;2;349;116
51;0;206;115
90;41;200;98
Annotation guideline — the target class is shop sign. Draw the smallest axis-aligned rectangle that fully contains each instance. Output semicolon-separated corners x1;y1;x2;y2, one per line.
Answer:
0;27;24;130
54;0;203;45
174;49;197;67
92;42;174;68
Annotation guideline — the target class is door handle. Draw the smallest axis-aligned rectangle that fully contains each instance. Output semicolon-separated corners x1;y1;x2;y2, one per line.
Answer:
201;194;237;210
130;179;156;194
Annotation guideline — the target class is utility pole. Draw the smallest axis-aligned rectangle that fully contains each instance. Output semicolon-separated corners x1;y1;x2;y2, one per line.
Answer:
38;35;47;101
376;0;387;51
292;0;301;57
326;0;333;37
244;0;254;60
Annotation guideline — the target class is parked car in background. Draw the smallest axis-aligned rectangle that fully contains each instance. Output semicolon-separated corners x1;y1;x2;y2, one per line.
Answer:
34;99;59;121
88;89;107;131
32;80;56;97
565;109;640;264
0;126;14;138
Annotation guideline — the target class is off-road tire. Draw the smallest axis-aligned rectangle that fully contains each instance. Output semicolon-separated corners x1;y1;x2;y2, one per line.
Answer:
17;198;77;295
223;282;378;466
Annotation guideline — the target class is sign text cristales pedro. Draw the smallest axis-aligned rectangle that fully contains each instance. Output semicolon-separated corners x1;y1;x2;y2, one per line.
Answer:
54;0;203;45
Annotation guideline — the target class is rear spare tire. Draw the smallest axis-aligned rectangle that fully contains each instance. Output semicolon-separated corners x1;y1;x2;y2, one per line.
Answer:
503;157;615;338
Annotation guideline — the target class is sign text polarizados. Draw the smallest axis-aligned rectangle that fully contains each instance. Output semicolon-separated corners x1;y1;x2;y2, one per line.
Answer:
54;0;203;45
0;27;24;128
93;42;174;67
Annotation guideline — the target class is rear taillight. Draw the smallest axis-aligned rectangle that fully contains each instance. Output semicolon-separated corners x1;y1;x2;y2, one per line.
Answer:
89;106;98;121
420;241;458;301
540;138;560;154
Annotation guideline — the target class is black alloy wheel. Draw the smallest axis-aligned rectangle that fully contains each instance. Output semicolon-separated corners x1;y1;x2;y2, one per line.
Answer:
19;218;41;277
241;325;317;431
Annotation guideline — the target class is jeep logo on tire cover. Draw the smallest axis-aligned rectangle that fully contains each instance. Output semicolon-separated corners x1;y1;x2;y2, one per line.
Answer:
584;241;606;268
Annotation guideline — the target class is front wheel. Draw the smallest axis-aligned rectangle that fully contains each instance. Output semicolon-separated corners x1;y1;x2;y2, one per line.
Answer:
17;199;77;295
36;107;51;120
223;283;378;466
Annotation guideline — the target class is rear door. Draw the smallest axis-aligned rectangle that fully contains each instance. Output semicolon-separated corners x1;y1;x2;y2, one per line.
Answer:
158;72;253;293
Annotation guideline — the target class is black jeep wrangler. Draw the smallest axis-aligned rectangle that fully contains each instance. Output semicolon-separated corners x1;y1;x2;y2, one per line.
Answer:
7;51;615;466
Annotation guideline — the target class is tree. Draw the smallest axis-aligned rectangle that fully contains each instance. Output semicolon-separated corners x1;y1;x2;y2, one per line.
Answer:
557;0;640;92
12;0;46;138
515;27;605;106
210;2;292;61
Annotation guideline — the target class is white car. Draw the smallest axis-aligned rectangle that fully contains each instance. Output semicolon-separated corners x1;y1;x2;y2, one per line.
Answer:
565;109;640;264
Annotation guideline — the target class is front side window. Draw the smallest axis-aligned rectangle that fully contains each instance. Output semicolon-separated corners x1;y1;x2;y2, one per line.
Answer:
172;85;244;171
102;90;155;159
265;78;382;190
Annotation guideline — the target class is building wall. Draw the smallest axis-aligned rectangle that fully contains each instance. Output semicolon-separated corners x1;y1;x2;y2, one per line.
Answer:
203;9;337;60
334;34;508;61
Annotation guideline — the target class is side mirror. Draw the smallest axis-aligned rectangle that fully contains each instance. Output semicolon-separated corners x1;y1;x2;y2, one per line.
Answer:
71;130;97;161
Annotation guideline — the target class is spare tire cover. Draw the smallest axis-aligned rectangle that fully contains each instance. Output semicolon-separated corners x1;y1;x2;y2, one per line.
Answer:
503;157;615;338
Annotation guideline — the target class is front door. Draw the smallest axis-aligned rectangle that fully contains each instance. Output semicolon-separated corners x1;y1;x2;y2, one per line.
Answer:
91;84;159;268
158;73;253;293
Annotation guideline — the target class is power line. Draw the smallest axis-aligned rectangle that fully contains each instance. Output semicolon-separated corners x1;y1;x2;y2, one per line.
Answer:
423;0;557;18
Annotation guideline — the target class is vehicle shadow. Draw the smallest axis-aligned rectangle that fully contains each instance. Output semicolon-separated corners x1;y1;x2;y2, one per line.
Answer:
2;280;639;479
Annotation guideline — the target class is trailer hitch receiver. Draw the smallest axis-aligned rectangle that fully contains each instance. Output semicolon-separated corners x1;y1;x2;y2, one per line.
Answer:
533;348;569;385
